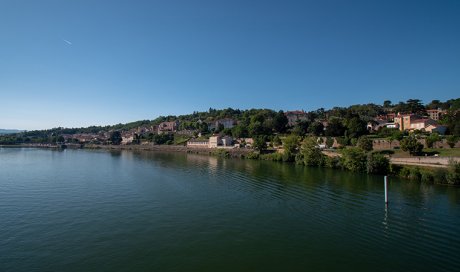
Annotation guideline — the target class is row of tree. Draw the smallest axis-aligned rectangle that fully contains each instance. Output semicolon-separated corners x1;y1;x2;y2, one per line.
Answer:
1;98;460;145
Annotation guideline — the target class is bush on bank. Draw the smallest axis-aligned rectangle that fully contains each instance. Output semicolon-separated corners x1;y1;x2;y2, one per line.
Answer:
243;138;460;185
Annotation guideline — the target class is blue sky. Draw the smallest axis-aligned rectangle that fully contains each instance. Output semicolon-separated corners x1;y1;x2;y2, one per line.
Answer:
1;0;459;130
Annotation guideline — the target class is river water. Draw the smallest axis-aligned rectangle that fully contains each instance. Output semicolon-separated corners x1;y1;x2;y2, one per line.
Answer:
1;148;459;271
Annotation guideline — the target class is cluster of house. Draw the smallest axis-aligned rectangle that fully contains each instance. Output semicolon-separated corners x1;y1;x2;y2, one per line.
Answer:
367;109;447;134
285;110;329;129
157;118;237;134
60;108;449;147
62;132;108;143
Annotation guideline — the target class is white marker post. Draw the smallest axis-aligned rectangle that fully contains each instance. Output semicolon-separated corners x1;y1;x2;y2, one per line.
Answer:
384;176;388;205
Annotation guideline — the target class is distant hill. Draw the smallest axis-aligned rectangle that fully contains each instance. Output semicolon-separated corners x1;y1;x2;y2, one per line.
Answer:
0;129;24;135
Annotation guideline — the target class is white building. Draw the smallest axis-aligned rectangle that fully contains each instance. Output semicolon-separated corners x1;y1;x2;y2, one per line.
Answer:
188;135;234;148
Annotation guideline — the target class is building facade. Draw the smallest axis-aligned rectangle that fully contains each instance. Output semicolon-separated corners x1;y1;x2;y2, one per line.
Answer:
285;110;308;127
158;121;178;134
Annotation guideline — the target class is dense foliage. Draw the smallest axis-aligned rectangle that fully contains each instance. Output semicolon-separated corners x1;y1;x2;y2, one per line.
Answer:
1;98;460;146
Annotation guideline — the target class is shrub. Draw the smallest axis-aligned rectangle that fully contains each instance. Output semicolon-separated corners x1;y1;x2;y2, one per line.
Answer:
324;156;341;169
446;135;458;148
398;166;411;179
336;137;349;147
408;167;421;180
366;153;389;175
245;152;260;160
373;150;394;155
446;160;460;185
357;136;373;152
212;149;230;158
260;152;283;161
282;135;299;162
425;133;440;148
419;169;434;183
350;138;358;146
389;164;402;176
325;137;334;148
400;136;423;155
433;168;448;184
299;137;325;166
341;147;367;172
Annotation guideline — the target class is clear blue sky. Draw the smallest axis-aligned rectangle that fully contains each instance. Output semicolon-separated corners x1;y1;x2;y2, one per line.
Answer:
1;0;459;130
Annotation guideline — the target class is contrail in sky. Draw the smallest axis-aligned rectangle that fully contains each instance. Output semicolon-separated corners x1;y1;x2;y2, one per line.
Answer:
63;39;72;45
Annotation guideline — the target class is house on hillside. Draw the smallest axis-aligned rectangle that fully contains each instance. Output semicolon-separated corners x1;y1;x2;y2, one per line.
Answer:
285;110;308;127
409;118;438;131
158;121;178;134
367;119;399;132
393;113;443;134
426;109;446;121
425;124;447;135
121;133;134;145
208;118;236;131
394;114;422;131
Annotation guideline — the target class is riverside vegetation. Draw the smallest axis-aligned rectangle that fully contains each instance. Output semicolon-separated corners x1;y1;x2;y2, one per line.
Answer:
2;98;460;185
241;135;460;185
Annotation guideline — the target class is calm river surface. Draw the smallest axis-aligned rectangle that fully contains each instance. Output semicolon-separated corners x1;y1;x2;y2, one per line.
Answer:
1;148;459;271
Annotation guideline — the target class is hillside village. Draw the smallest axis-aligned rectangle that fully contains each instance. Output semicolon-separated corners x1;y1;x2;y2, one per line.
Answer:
1;98;460;152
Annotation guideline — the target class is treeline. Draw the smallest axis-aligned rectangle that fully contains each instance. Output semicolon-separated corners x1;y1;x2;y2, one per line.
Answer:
241;135;460;185
1;98;460;145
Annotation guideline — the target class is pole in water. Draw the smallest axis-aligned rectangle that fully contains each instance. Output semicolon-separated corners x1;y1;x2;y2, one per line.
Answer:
384;176;388;205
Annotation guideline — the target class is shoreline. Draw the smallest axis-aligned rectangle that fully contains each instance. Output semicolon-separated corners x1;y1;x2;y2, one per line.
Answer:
2;143;459;167
2;144;459;185
0;143;252;158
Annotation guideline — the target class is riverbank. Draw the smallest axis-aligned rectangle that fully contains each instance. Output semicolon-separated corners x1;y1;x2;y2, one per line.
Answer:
4;143;459;168
84;144;252;158
2;143;459;185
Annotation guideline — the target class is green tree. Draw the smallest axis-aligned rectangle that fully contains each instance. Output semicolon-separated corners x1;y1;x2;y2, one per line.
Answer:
406;99;425;114
152;133;173;145
336;137;349;147
341;147;367;172
273;110;288;133
308;121;324;136
446;160;460;185
110;131;122;145
56;135;65;143
273;135;282;147
400;136;423;155
231;125;248;139
199;122;209;133
350;138;358;146
325;118;345;137
425;133;441;148
345;117;367;139
325;137;334;148
253;136;267;152
248;121;268;137
387;130;404;149
299;137;325;166
292;120;310;136
366;153;389;174
282;135;299;162
215;123;224;133
357;136;373;152
383;100;392;108
446;135;458;148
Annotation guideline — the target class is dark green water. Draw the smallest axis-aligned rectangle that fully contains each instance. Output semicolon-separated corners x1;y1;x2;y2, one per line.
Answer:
1;148;459;272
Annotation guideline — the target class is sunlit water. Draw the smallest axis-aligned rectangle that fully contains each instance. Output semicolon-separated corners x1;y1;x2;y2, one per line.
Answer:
1;148;459;271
